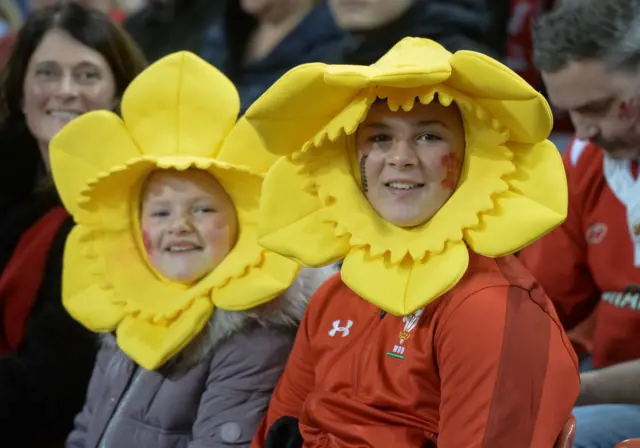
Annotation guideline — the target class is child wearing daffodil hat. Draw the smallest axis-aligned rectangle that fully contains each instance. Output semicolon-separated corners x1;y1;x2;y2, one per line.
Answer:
246;38;581;447
49;52;332;448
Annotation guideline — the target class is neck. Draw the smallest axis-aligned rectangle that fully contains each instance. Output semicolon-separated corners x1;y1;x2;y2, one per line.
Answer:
244;2;314;64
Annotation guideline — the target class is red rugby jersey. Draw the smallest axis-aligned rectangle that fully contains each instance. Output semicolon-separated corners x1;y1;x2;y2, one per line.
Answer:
521;139;640;368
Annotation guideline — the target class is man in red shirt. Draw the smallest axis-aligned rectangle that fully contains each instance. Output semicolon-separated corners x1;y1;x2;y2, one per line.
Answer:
245;37;579;447
520;0;640;445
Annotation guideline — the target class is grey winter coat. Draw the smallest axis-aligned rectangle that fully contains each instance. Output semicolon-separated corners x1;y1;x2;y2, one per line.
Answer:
66;267;334;448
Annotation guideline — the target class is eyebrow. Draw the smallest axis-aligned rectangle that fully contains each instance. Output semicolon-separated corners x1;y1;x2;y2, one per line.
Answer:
33;59;101;68
361;119;450;130
143;199;170;207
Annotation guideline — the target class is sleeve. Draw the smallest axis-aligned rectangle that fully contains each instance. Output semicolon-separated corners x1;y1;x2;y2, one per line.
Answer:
435;285;580;448
250;289;322;448
66;344;113;447
519;149;601;330
0;218;99;444
188;326;297;448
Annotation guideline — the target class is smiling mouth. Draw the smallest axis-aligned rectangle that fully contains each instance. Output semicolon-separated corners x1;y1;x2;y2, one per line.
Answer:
47;110;81;120
385;181;425;190
164;245;203;253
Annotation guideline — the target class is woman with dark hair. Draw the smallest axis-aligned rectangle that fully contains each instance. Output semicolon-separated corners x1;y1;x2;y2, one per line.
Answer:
0;2;145;444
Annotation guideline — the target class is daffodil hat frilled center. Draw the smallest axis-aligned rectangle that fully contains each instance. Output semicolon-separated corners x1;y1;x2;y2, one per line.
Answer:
245;37;568;316
49;52;299;370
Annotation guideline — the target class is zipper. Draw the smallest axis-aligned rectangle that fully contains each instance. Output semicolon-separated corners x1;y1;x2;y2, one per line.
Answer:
351;309;385;395
98;369;145;448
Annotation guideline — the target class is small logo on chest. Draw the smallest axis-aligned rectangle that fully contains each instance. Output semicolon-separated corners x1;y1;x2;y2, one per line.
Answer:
386;308;424;360
585;223;607;244
328;319;353;337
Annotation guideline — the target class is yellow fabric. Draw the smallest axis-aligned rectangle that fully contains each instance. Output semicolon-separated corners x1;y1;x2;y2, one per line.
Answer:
247;37;567;316
49;52;300;370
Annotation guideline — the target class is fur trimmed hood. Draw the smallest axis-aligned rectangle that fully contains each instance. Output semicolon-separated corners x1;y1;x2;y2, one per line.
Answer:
102;265;337;370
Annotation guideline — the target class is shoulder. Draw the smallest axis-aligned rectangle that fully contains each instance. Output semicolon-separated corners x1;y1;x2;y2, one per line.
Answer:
177;266;336;368
437;255;554;323
562;138;604;183
561;138;608;213
303;268;354;316
95;333;125;372
209;325;296;373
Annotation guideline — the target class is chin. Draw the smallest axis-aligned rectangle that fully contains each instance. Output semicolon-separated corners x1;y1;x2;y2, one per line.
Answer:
384;214;428;228
604;147;640;160
165;271;204;285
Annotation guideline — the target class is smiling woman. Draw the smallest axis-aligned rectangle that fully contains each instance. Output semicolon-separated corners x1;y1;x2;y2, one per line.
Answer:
0;3;146;446
21;28;117;169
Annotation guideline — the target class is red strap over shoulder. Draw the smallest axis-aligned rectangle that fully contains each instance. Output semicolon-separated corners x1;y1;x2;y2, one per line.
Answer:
0;206;69;354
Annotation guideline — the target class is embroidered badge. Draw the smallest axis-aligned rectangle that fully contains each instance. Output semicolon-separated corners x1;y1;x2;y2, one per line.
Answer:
585;223;607;245
386;308;424;360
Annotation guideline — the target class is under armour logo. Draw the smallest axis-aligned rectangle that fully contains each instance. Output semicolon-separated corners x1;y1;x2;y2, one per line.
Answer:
328;320;353;337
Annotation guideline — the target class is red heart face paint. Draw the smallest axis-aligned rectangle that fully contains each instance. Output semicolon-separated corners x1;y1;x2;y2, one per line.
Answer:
142;230;153;254
440;152;462;190
617;98;639;121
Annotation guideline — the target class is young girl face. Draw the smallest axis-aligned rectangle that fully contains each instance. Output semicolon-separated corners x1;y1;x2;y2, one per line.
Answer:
140;169;238;284
356;100;466;228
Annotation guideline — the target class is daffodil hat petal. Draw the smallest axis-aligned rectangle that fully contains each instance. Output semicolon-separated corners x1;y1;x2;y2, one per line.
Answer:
246;37;567;315
50;51;300;369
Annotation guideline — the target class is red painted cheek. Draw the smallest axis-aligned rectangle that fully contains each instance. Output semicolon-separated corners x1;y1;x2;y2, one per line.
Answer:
618;98;639;121
440;153;462;190
142;230;153;254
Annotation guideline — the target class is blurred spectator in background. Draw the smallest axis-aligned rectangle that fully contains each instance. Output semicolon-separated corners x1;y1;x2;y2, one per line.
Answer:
0;2;145;444
520;0;640;446
28;0;127;20
124;0;225;63
0;0;23;39
328;0;501;66
0;0;133;67
201;0;342;113
486;0;575;152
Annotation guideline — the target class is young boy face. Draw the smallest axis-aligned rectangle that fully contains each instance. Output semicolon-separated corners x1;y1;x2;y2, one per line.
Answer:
356;100;466;228
140;169;238;284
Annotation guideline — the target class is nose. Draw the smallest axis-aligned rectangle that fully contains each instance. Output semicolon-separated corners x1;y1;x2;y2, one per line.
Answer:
55;74;80;99
388;140;418;168
570;112;599;141
168;214;193;235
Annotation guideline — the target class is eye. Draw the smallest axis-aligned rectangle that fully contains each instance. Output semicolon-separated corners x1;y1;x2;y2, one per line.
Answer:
194;206;216;215
416;132;442;142
34;67;56;79
368;134;392;144
150;210;170;218
75;70;101;83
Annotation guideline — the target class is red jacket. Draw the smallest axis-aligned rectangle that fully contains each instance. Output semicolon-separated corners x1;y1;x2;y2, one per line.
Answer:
252;254;579;447
521;139;640;368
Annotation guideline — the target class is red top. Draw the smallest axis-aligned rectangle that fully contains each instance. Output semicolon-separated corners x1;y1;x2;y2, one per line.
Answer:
251;254;579;447
520;140;640;368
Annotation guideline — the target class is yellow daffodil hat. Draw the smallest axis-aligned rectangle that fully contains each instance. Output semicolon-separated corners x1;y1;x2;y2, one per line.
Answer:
49;52;300;370
245;37;568;316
